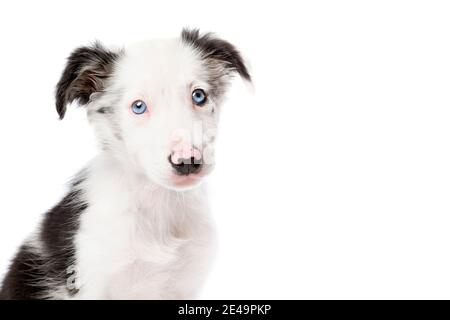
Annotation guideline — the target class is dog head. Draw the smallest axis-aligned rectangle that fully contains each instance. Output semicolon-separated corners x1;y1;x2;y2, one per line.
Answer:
56;29;251;190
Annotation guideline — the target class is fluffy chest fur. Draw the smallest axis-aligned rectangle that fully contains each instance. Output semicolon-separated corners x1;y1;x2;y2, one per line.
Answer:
72;155;216;299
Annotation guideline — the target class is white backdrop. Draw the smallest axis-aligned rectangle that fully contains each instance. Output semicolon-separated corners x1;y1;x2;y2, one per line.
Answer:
1;0;450;299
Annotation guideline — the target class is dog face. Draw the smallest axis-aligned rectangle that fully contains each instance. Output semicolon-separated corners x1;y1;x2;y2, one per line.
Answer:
56;29;250;190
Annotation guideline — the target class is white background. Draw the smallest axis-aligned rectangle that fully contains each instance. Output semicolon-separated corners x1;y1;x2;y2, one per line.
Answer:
0;0;449;299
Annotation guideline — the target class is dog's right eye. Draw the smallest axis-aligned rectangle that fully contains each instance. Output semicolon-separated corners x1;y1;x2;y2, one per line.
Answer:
131;100;148;114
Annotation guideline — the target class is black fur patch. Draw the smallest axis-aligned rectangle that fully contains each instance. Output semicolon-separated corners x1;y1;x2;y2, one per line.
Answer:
181;28;251;82
0;177;87;299
55;42;120;119
0;245;48;300
40;188;87;293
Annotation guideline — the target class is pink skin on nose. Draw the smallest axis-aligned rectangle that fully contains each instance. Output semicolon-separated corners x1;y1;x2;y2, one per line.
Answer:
171;147;202;164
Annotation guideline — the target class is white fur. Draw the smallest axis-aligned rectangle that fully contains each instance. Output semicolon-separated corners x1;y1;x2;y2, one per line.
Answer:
72;155;216;299
0;30;250;300
70;38;223;299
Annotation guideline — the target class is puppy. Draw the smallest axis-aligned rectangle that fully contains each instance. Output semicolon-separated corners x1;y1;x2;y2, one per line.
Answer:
0;29;251;299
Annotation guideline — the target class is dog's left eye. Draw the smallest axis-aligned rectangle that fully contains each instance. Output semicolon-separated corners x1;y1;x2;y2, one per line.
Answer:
192;89;207;106
131;100;148;114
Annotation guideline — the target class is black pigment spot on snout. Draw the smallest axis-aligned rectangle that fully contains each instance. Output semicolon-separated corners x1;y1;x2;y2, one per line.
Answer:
169;155;202;176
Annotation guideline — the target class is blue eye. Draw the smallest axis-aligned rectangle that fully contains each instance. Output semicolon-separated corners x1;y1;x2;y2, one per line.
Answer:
192;89;207;106
131;100;147;114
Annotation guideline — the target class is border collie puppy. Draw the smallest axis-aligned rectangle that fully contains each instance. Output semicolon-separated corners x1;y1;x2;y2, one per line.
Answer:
0;29;251;299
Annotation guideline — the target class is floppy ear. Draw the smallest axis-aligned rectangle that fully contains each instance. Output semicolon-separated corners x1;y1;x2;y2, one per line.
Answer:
55;42;120;119
181;28;251;82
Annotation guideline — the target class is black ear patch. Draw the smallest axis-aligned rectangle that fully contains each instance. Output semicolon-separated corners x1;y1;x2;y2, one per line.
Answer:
55;42;120;119
181;28;251;82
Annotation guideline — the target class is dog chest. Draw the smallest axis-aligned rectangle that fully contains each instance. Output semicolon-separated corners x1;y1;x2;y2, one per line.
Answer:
73;195;214;299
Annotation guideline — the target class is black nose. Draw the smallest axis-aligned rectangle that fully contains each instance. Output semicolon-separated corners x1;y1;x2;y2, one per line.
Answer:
169;156;202;175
